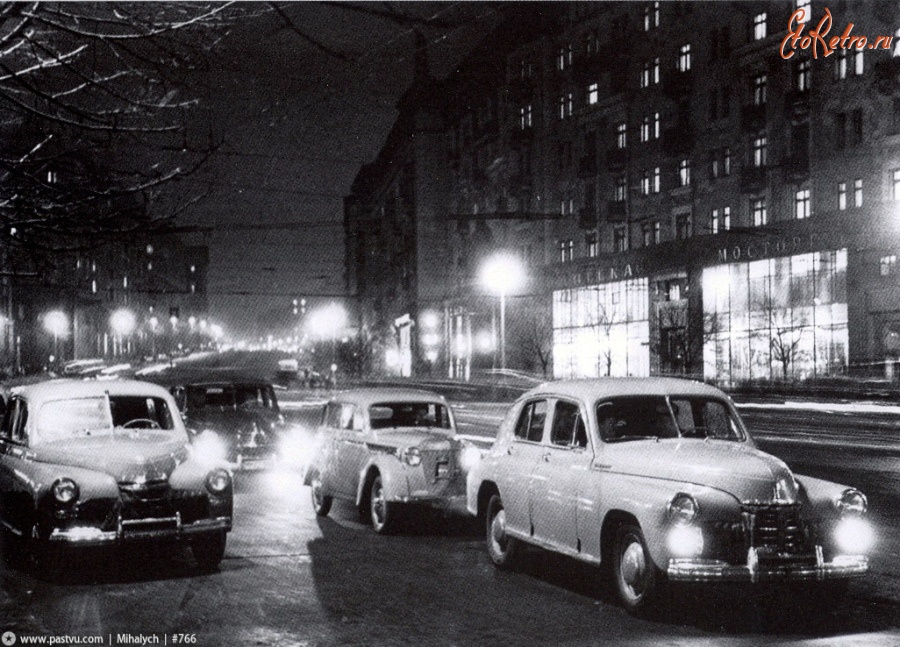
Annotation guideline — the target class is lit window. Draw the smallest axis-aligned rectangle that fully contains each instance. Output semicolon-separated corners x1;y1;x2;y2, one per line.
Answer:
641;171;651;195
519;105;532;129
796;59;811;91
557;46;566;71
674;214;692;240
91;279;97;294
751;198;767;226
835;49;848;79
895;28;900;57
795;0;811;23
588;82;599;105
190;265;196;273
642;224;653;246
615;122;627;149
838;182;847;210
711;206;731;233
640;58;660;88
678;159;691;187
893;169;900;201
854;50;864;76
123;276;128;289
752;73;767;105
854;178;863;207
640;112;660;141
587;232;599;257
191;283;196;294
753;12;767;40
614;175;627;202
711;208;720;233
724;148;732;176
653;221;661;243
881;255;897;276
752;136;767;167
795;188;811;219
652;167;661;193
558;93;574;119
678;44;691;72
644;1;659;31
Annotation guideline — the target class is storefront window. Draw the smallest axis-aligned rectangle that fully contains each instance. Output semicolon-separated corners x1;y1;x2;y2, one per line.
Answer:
703;249;848;383
553;278;650;379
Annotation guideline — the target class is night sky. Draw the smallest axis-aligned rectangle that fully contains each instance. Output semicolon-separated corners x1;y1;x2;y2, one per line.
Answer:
175;2;501;342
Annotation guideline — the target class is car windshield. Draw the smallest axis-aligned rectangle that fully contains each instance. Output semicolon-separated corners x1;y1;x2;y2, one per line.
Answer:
596;395;745;442
369;402;452;430
34;395;180;445
186;385;275;410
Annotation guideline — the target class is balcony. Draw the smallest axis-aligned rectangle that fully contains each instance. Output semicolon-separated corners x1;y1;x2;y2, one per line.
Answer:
784;90;810;122
606;148;628;171
663;125;694;156
783;154;810;182
606;200;627;222
741;103;767;133
663;70;692;99
578;206;598;229
740;165;767;193
578;155;598;178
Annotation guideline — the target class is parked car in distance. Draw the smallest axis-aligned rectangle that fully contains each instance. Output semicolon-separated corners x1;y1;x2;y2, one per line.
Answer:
304;388;480;533
0;379;232;574
467;378;873;614
166;379;286;470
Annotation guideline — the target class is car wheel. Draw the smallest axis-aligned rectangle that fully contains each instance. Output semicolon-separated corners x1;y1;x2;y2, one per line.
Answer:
368;475;396;534
310;473;332;517
192;532;227;573
485;494;520;569
612;523;663;614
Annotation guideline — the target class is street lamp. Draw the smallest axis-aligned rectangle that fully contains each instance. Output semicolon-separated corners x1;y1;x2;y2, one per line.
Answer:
43;310;69;364
110;309;135;357
481;254;525;371
308;303;347;369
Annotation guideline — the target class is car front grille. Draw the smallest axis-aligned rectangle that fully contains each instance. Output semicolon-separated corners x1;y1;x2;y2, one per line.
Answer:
741;503;813;560
116;480;209;525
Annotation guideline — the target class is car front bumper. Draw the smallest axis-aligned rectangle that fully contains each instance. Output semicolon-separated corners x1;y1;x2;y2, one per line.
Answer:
668;550;868;583
49;513;232;546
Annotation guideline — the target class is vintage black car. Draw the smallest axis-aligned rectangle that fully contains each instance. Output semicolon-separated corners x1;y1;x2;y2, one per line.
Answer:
167;379;286;469
0;379;232;574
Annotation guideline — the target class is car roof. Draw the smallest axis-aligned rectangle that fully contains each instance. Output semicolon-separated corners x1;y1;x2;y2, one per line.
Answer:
521;377;728;402
13;378;175;402
329;387;448;407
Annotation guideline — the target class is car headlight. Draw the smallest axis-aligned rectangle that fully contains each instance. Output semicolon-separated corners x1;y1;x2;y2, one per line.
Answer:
667;525;704;557
460;444;482;471
192;430;228;466
667;493;698;526
400;447;422;466
206;468;231;495
836;488;867;516
834;517;874;554
278;427;312;468
52;478;79;505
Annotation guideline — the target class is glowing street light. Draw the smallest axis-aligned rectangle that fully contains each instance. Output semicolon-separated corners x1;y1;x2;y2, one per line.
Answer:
308;303;347;368
43;310;69;362
481;253;525;370
110;309;136;336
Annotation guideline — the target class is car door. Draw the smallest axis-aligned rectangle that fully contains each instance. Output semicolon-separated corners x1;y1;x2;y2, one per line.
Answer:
494;398;549;538
315;402;344;495
0;397;32;536
529;398;593;553
333;404;368;498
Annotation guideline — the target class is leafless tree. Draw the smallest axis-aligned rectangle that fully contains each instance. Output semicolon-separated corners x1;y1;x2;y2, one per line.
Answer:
654;303;722;376
752;297;807;381
586;300;617;377
509;296;552;377
0;3;238;271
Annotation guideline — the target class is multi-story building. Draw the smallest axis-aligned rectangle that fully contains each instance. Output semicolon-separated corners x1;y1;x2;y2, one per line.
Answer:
347;1;900;384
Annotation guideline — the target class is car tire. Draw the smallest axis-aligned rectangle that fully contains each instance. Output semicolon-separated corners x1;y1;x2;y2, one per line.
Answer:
485;493;520;569
192;532;226;572
612;523;663;614
310;473;332;517
368;475;396;534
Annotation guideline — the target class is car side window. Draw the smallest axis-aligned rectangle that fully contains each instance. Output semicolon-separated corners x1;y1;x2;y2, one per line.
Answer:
340;404;357;430
0;397;14;439
596;396;678;441
324;402;343;428
7;399;27;443
513;400;547;443
550;400;588;449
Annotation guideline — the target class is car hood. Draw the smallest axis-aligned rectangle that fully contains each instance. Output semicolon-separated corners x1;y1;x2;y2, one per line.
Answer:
603;439;799;503
371;428;458;450
32;436;190;483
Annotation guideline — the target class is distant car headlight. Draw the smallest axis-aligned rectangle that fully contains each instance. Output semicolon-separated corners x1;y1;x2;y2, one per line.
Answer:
400;447;422;466
460;444;482;471
193;430;228;466
836;488;867;516
834;517;874;554
667;493;698;526
52;478;79;505
278;426;312;468
206;468;231;495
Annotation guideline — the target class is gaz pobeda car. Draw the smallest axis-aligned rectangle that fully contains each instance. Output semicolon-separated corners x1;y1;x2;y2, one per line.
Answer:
304;388;481;533
0;379;233;573
467;378;873;613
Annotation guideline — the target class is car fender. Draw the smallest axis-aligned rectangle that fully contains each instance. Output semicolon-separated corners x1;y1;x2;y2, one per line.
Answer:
794;473;850;521
21;459;120;505
594;471;741;570
355;453;408;506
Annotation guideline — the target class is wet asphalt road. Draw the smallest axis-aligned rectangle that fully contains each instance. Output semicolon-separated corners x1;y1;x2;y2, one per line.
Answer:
2;402;900;646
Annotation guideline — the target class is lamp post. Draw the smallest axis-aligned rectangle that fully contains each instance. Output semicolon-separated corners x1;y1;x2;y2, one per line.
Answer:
110;308;135;357
481;254;525;371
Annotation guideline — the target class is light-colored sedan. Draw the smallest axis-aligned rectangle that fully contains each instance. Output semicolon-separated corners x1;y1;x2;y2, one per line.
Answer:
0;379;233;575
304;388;479;533
467;378;873;614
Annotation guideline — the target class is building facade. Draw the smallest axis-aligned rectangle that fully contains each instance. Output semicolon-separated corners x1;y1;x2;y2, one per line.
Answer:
346;1;900;384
